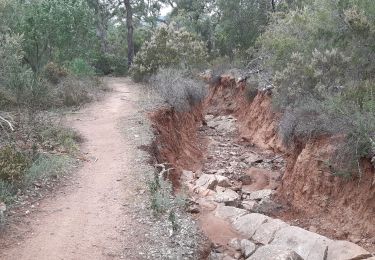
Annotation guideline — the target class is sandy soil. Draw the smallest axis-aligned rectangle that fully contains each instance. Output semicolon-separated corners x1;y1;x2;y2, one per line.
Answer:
1;78;152;260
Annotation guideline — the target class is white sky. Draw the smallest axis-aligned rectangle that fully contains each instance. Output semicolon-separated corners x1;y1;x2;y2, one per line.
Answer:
160;5;173;17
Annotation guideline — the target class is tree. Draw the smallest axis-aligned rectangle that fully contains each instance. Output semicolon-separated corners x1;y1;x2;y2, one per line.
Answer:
15;0;96;73
124;0;135;66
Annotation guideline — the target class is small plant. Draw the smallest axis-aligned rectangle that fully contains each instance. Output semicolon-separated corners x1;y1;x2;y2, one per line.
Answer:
24;154;72;185
0;180;16;204
130;23;208;81
43;62;68;84
69;58;95;77
149;68;207;112
0;146;30;182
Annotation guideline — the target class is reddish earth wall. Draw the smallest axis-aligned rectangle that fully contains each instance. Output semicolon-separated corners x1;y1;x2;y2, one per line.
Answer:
149;105;205;188
209;75;375;242
149;74;374;245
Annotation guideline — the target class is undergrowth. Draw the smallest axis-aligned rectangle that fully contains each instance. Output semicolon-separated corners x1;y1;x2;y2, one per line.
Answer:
148;166;187;233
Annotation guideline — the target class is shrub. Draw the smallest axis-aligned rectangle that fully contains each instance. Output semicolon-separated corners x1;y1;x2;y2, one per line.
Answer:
130;23;208;81
94;54;128;76
24;154;73;185
0;180;16;204
43;62;68;84
149;68;207;111
256;0;375;175
0;146;30;182
68;58;95;77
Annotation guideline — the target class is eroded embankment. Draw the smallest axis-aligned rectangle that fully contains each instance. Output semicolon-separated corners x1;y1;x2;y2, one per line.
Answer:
206;75;375;247
149;75;375;257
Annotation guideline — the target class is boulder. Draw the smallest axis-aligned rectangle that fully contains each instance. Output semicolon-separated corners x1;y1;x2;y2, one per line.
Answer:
240;239;256;258
215;189;240;206
232;213;270;237
195;174;218;190
253;198;281;214
216;175;232;187
326;240;371;260
252;218;289;245
181;170;195;183
241;200;258;212
249;189;274;200
247;245;303;260
228;238;241;251
271;226;331;260
215;205;247;222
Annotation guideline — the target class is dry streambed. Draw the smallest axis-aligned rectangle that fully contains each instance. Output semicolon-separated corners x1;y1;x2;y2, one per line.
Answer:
179;115;373;260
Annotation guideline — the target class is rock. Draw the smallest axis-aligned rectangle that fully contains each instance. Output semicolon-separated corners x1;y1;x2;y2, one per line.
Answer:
186;204;200;214
241;200;258;212
181;170;195;182
239;175;252;185
326;240;371;260
228;238;241;251
195;174;218;190
253;198;281;214
271;226;332;260
217;169;226;175
252;218;289;245
233;252;242;259
249;189;274;200
216;175;232;187
244;153;262;165
196;197;217;211
233;213;270;237
209;252;225;260
214;205;247;222
215;189;240;206
247;245;303;260
240;239;256;258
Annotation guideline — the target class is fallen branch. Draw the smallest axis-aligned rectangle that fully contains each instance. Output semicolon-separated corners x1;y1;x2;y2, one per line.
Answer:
0;115;14;131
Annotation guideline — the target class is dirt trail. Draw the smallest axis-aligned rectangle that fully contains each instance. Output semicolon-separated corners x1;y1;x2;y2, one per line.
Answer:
1;78;145;260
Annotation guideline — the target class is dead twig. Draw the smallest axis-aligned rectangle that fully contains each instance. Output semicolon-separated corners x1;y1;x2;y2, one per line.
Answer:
0;114;15;131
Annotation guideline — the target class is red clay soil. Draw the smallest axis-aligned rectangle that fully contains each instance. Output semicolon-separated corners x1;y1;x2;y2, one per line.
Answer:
149;105;206;188
149;74;374;250
206;75;375;249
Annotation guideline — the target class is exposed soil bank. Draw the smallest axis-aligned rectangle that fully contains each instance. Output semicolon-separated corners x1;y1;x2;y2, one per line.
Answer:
207;75;375;247
149;74;375;252
150;105;205;188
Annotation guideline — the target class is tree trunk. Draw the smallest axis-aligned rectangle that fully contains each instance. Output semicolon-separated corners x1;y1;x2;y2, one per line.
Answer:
124;0;134;66
271;0;276;12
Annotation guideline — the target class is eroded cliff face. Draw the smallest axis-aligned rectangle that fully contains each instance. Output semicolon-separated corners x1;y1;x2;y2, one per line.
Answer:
205;75;375;241
149;74;374;250
149;105;205;188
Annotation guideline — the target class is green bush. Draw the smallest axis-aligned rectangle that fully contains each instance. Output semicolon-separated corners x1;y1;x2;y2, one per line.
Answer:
256;0;375;175
130;23;208;82
94;54;128;76
24;154;73;185
43;62;68;84
0;146;30;182
149;68;207;112
69;58;95;76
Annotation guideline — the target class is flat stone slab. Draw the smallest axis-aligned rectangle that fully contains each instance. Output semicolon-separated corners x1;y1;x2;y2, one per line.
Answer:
271;226;331;260
232;213;270;238
252;218;289;245
326;240;371;260
215;189;240;205
195;174;218;190
240;239;256;258
214;205;247;222
249;189;274;200
247;245;303;260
